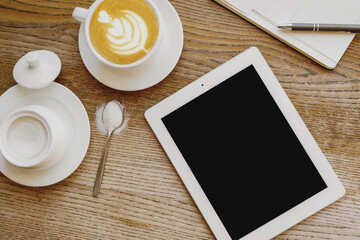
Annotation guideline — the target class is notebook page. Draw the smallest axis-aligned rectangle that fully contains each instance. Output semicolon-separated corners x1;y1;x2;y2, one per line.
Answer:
305;1;360;59
225;0;359;65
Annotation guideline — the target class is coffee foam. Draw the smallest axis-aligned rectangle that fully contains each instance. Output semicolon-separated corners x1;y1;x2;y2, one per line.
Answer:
98;10;149;55
89;0;159;65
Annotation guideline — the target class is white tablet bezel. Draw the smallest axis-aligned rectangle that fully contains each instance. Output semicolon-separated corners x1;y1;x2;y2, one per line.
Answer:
145;47;345;240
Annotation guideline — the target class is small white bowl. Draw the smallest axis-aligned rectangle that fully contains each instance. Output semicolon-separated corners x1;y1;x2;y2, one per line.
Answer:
0;105;66;169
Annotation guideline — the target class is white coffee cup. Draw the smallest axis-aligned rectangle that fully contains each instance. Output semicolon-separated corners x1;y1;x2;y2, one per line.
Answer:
0;105;66;169
72;0;163;69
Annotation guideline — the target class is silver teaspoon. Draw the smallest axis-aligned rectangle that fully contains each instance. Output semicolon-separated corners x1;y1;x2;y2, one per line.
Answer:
93;100;124;197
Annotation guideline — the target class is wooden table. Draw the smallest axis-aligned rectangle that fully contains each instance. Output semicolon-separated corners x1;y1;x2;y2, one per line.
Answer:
1;0;359;239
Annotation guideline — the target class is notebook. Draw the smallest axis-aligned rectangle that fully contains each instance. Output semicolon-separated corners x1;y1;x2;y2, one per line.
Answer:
214;0;360;69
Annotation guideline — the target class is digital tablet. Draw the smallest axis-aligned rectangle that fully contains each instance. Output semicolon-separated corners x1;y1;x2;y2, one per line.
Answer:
145;47;345;240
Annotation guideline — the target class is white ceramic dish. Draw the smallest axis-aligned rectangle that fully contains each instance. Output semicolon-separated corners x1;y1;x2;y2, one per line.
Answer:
0;83;90;187
0;105;66;169
78;0;183;91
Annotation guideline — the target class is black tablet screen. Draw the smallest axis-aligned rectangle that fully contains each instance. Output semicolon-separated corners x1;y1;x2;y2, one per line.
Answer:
161;65;327;239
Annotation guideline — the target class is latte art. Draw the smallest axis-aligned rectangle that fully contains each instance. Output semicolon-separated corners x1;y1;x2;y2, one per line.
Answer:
89;0;159;65
98;10;149;55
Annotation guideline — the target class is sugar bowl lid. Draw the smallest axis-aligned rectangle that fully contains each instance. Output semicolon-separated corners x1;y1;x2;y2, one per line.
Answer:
13;50;61;89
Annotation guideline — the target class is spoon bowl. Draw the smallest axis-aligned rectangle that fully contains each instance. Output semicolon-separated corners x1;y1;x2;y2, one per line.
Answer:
93;100;124;197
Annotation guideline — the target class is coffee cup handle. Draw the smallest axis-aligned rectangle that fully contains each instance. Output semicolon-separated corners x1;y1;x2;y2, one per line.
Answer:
72;7;88;23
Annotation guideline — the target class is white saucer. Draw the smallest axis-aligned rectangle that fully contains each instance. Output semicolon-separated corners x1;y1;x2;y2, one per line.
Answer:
78;0;183;91
0;83;90;187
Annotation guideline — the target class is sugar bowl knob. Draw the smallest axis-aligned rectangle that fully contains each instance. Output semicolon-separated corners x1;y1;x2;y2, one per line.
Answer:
25;52;40;68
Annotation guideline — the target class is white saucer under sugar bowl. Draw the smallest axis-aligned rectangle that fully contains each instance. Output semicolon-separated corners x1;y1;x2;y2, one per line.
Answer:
0;50;65;170
0;50;90;187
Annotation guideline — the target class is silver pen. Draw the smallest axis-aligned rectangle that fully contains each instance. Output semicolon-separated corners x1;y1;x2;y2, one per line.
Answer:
278;23;360;33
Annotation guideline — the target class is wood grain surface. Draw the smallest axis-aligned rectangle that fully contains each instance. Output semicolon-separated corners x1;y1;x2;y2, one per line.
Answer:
1;0;359;239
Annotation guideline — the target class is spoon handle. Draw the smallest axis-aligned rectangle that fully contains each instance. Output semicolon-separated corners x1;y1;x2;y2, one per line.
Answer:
93;133;111;197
